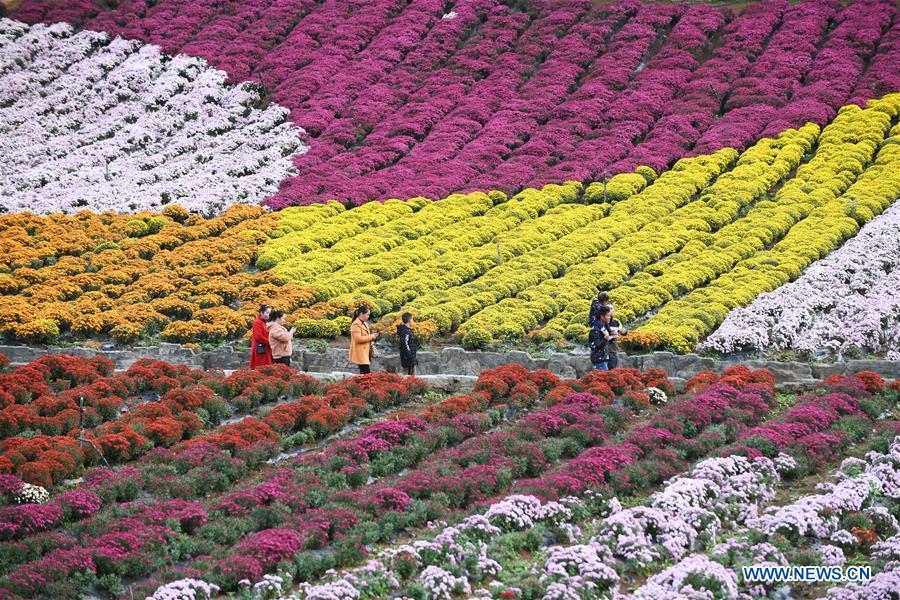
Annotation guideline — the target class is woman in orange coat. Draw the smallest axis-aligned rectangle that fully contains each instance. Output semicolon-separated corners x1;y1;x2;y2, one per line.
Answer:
349;306;378;374
249;304;273;369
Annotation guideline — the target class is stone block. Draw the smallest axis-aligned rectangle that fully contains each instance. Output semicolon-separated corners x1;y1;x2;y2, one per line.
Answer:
668;377;687;394
812;362;851;379
203;347;247;371
307;371;356;384
743;360;814;384
439;347;494;376
546;354;578;379
0;345;47;364
683;354;718;378
777;379;821;393
846;360;900;379
302;348;350;373
418;374;477;393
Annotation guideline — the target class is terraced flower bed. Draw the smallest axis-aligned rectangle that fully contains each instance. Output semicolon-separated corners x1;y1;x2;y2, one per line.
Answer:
0;354;445;487
1;3;899;599
3;0;900;359
0;93;897;354
196;371;896;600
705;200;900;360
10;0;898;208
1;353;896;599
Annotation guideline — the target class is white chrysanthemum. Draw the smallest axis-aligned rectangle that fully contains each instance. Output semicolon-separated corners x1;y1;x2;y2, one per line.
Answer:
630;554;739;599
703;200;900;358
147;578;220;600
0;18;305;215
14;483;49;504
647;387;668;405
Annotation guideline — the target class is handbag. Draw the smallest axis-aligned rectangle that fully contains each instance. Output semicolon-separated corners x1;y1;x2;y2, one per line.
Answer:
256;342;267;355
362;321;377;361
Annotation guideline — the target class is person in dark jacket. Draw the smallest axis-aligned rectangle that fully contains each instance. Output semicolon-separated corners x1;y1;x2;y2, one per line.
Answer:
397;312;418;376
589;290;610;326
607;306;625;370
589;306;614;371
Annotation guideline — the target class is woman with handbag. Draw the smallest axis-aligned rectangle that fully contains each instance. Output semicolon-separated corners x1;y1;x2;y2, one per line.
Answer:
349;306;378;374
249;304;273;369
267;310;296;368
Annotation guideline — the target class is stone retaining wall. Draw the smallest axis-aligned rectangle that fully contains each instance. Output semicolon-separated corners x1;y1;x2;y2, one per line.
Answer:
3;344;898;390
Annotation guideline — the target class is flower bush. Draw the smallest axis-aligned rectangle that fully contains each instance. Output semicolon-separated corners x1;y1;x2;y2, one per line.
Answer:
692;434;900;599
12;482;48;505
323;417;894;600
0;95;898;350
629;554;740;599
148;578;220;600
0;356;425;485
705;199;900;359
635;94;900;352
0;19;303;215
237;95;899;349
0;361;673;595
262;436;783;600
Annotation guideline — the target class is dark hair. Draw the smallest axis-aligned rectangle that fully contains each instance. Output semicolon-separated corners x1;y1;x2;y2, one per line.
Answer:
401;312;413;324
353;306;371;319
270;310;285;321
597;292;609;303
597;305;612;318
259;304;271;314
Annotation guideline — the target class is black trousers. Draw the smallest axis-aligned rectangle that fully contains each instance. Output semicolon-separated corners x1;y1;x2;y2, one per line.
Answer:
608;352;618;370
358;364;371;375
273;356;291;367
404;365;416;376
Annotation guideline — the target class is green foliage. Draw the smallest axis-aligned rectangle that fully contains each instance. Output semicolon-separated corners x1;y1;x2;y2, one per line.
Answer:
125;219;150;237
293;551;335;584
858;395;891;420
97;573;125;597
93;241;120;253
832;415;875;443
740;435;780;458
462;327;493;350
146;215;169;234
198;516;253;547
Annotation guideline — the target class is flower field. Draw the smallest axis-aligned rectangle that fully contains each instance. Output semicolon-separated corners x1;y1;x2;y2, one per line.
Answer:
6;0;900;208
1;93;898;353
2;0;900;354
0;353;435;486
0;354;897;599
0;19;304;215
3;0;900;597
704;199;900;360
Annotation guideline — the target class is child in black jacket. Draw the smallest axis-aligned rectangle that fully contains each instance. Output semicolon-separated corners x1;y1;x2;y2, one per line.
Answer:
397;312;418;376
589;306;614;371
589;290;609;326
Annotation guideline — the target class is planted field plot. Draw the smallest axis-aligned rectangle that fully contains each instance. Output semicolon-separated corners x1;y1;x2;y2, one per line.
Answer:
3;0;900;598
3;0;900;357
1;95;899;353
0;355;897;598
7;0;900;207
0;19;304;215
704;200;900;360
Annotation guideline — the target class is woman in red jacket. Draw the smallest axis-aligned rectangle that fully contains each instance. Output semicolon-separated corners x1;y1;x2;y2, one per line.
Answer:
250;304;273;369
